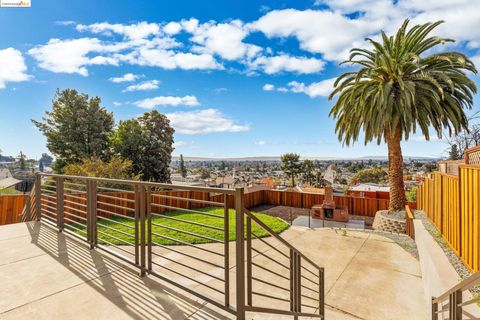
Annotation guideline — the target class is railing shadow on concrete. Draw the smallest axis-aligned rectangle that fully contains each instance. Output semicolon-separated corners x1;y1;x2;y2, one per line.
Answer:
23;220;230;320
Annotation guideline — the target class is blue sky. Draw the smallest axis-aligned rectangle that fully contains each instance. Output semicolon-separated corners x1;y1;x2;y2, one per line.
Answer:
0;0;479;160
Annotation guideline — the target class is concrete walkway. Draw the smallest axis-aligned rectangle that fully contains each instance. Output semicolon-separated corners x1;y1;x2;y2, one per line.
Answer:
0;222;427;319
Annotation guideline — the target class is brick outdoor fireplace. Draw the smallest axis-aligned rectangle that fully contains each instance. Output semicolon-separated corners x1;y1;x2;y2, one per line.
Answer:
311;185;349;222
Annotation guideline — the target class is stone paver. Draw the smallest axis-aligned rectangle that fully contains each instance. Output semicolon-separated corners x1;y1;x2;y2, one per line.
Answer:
0;221;428;319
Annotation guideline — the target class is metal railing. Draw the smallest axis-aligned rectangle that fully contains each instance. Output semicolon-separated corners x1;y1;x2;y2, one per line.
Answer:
432;271;480;320
28;173;324;319
244;208;325;318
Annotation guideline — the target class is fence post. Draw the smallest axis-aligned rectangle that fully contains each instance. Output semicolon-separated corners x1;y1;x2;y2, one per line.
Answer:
86;180;97;249
246;213;252;307
134;185;140;266
454;289;462;320
235;187;245;320
35;173;41;221
139;185;146;276
431;297;437;320
56;176;64;232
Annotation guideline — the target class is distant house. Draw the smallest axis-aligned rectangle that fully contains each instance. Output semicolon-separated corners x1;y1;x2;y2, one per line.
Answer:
347;183;390;199
0;168;22;190
0;177;22;190
298;186;325;194
0;167;12;179
214;176;239;189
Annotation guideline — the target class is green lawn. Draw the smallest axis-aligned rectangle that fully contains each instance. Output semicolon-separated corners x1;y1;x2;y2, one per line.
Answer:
67;207;289;246
0;187;22;195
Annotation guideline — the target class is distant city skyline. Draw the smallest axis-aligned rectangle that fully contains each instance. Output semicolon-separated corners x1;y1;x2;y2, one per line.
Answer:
0;0;479;159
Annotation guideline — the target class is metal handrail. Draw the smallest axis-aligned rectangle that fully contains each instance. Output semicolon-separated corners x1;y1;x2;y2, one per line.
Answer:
432;270;480;319
39;173;236;194
244;209;323;270
244;208;325;318
29;173;324;319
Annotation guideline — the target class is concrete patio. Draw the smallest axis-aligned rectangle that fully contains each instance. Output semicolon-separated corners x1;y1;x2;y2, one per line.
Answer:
0;221;428;319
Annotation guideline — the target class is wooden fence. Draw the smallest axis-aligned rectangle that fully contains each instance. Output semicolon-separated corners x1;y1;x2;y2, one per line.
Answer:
1;185;416;227
0;195;28;225
417;166;480;271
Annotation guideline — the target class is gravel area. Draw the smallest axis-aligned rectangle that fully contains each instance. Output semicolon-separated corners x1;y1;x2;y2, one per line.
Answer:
377;209;406;221
415;210;472;280
375;230;419;259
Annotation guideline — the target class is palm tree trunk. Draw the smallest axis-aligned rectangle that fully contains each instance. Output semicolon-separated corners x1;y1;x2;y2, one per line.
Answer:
386;126;406;211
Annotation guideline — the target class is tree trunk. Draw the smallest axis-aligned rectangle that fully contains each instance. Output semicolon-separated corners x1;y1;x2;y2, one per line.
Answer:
386;126;406;211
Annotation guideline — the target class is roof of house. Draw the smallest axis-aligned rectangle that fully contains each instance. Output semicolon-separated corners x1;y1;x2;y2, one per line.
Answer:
0;177;22;189
0;168;12;179
349;183;390;192
215;177;236;185
299;186;325;194
245;185;272;193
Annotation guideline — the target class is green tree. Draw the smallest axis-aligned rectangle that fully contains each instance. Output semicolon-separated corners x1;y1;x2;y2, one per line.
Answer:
449;144;461;160
351;167;388;184
313;171;327;188
39;161;44;172
302;159;315;185
329;20;477;211
111;110;174;182
280;153;302;187
406;186;417;202
179;154;187;178
63;156;138;180
17;151;26;170
199;168;210;180
32;89;114;172
39;153;53;166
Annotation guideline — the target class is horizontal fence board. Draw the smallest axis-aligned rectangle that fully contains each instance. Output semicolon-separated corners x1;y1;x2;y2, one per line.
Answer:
3;184;414;228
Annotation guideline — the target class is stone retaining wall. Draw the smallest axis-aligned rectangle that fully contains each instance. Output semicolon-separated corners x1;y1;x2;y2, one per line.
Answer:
372;211;406;233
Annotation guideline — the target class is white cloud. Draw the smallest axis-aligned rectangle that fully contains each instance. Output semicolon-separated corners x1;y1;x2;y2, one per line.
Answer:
0;48;31;89
251;9;375;61
470;55;480;69
28;38;118;76
166;109;250;134
262;78;337;97
131;48;222;70
250;54;325;74
163;22;182;35
123;79;160;92
212;87;227;94
29;5;480;78
255;140;266;145
113;101;123;107
76;22;161;40
287;78;336;98
262;84;275;91
253;2;480;61
174;140;195;148
109;73;141;83
56;20;76;26
185;19;260;61
134;95;200;108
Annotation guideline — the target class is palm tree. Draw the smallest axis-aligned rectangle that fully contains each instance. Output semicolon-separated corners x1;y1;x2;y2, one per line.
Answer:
329;19;477;211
